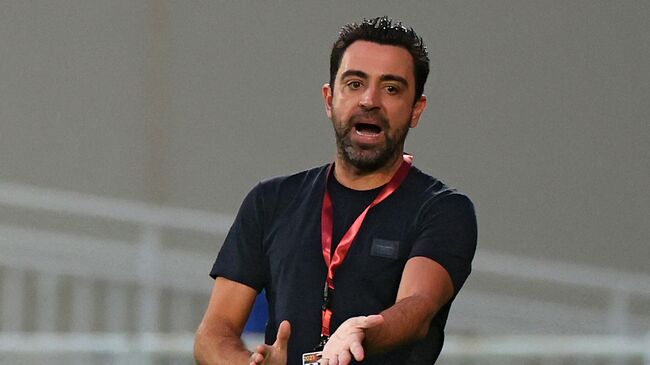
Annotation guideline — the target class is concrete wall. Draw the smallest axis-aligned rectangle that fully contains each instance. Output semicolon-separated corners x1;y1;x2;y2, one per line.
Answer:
1;1;648;275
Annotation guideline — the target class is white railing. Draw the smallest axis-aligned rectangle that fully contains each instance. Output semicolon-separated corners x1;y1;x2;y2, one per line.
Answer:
466;251;650;335
1;180;649;364
0;333;648;364
0;181;229;336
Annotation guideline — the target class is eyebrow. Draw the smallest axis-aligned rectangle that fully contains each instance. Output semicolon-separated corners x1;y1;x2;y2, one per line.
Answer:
340;70;369;80
379;74;409;87
340;69;409;87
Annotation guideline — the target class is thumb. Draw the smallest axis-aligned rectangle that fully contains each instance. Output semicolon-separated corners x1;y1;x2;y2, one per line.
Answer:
360;314;384;329
274;320;291;349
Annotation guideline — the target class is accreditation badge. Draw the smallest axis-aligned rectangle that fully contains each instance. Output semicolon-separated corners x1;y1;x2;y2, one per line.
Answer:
302;350;322;365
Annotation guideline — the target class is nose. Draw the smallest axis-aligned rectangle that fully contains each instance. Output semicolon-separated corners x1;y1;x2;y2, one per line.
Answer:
358;85;380;111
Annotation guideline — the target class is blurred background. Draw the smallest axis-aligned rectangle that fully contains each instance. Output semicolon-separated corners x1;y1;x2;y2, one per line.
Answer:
0;1;648;364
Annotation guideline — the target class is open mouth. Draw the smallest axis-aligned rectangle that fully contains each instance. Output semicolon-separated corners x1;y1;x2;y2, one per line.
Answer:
354;123;383;136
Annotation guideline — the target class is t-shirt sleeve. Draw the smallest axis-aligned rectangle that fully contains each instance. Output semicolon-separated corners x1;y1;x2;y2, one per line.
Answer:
210;183;267;292
409;193;477;294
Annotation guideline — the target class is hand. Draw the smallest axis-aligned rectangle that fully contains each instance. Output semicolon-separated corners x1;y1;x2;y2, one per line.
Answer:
249;320;291;365
320;315;384;365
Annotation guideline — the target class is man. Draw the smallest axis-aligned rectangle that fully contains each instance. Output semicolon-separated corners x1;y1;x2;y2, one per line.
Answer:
194;17;477;365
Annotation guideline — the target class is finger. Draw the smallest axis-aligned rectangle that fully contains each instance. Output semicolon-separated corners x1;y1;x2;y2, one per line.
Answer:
345;314;383;330
329;354;339;365
360;314;384;328
249;350;264;364
274;320;291;349
349;340;365;361
255;344;271;357
338;349;353;365
249;353;262;365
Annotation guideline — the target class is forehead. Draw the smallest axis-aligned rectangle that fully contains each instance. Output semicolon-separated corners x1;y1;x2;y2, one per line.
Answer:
337;40;415;83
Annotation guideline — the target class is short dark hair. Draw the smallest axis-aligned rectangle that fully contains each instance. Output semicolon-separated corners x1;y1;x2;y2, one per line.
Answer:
329;16;429;103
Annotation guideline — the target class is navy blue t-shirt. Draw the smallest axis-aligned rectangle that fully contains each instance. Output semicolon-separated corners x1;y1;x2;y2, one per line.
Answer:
211;164;477;364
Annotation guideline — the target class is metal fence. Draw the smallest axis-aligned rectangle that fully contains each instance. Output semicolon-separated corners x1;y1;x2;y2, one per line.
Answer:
0;333;648;364
0;181;648;364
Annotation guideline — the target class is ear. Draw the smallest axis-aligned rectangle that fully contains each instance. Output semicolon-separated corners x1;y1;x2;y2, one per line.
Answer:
409;95;427;128
322;83;333;118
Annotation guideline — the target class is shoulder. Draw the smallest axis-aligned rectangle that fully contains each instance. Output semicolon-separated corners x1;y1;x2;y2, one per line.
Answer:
401;167;477;237
405;166;475;211
255;164;329;197
405;167;478;292
245;164;329;215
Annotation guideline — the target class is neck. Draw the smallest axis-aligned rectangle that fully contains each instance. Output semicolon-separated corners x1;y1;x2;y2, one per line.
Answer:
333;153;404;191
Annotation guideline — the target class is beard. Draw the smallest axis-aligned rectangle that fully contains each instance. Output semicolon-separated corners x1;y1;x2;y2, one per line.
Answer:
331;109;410;173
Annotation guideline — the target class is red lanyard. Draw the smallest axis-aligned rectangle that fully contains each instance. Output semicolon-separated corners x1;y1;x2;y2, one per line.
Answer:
319;154;413;338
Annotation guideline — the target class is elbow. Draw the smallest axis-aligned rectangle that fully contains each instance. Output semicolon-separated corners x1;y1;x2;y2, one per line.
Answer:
193;330;205;365
413;311;437;341
414;321;430;341
193;326;211;365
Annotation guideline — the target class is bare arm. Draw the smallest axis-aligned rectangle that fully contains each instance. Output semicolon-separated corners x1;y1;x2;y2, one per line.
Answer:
321;256;454;364
194;277;258;365
194;277;291;365
365;256;454;352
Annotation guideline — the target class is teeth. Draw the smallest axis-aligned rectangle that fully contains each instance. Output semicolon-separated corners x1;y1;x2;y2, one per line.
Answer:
355;129;379;136
354;123;382;136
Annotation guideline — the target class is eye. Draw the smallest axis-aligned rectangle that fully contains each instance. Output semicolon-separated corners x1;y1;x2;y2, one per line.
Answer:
385;85;400;94
347;81;362;90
